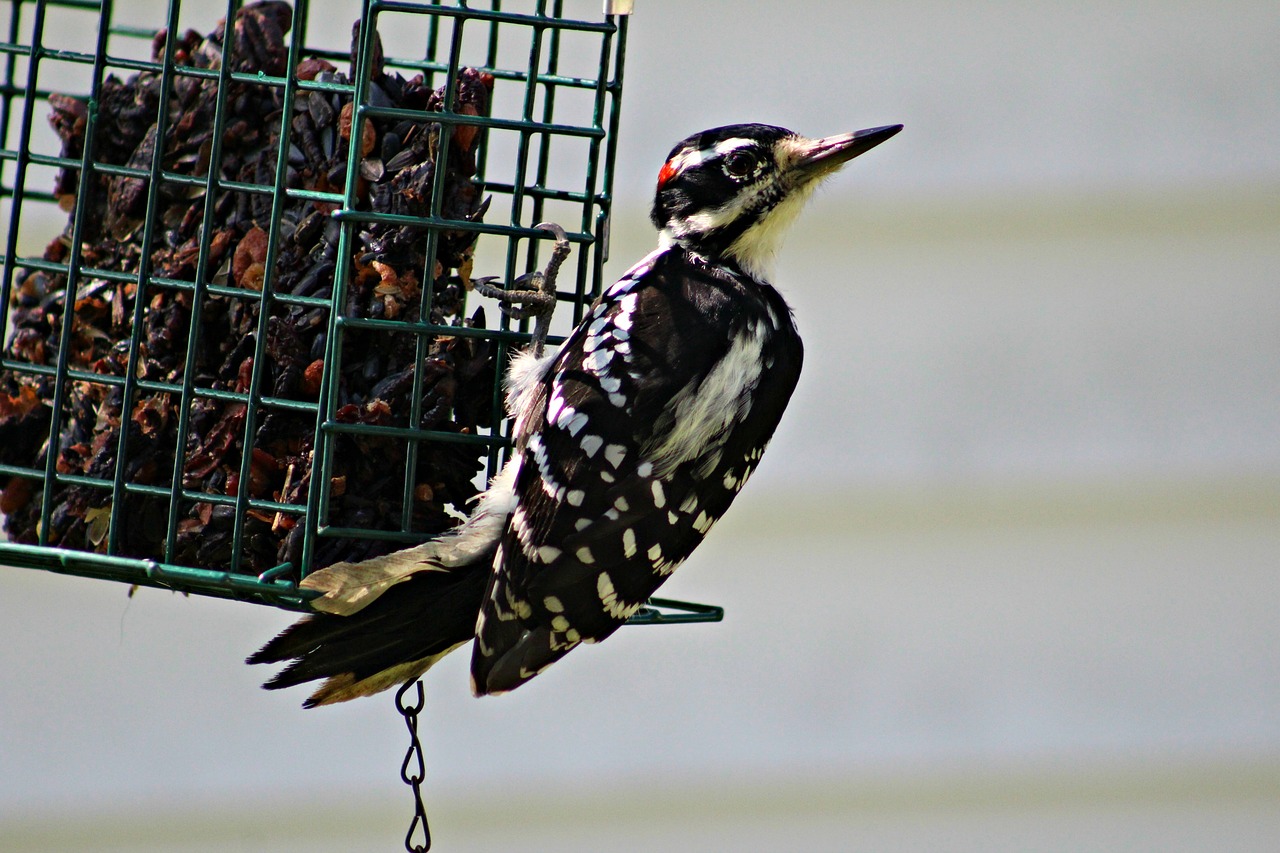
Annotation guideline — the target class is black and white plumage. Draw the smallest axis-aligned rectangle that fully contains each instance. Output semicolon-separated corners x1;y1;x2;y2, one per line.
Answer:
249;121;902;705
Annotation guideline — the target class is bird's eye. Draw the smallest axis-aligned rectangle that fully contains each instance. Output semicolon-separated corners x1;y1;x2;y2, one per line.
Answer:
722;149;759;180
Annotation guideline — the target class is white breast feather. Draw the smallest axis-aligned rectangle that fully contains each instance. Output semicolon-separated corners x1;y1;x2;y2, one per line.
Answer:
725;181;819;280
505;345;559;445
645;319;767;477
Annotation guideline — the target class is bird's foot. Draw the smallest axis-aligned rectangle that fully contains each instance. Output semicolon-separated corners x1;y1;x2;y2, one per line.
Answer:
472;222;570;357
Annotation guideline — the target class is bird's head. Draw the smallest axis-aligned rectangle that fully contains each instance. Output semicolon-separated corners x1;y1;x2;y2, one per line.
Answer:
650;123;902;278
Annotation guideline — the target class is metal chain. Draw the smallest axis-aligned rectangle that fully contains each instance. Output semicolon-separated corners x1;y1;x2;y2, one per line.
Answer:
395;679;431;852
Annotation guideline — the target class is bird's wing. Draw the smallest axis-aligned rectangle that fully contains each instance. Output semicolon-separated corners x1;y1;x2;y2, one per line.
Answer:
470;252;755;694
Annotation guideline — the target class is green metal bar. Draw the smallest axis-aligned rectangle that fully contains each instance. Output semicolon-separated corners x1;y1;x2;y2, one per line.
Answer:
331;208;592;242
464;180;593;205
43;161;344;204
390;65;602;91
315;524;442;545
108;25;163;39
482;1;548;480
595;11;628;293
0;358;322;412
375;1;615;33
1;257;347;307
570;7;622;323
25;0;100;10
528;0;561;244
245;44;605;91
226;0;311;575
14;472;308;517
0;147;95;169
0;0;24;206
628;598;726;626
322;420;507;447
355;104;604;139
165;0;266;565
422;0;443;89
0;542;315;610
0;0;33;350
396;0;469;535
306;0;382;578
484;0;502;77
106;0;183;558
35;0;109;548
338;313;565;346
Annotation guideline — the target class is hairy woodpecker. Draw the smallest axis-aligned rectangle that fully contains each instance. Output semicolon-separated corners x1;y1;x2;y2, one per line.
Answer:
249;122;902;705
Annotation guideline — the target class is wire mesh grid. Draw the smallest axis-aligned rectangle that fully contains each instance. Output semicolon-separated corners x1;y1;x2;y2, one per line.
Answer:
0;0;631;609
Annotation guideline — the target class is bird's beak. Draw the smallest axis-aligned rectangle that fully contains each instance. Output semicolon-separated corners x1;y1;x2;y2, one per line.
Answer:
790;124;903;178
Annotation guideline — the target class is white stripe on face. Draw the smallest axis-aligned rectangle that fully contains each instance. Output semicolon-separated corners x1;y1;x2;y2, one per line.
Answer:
665;137;759;182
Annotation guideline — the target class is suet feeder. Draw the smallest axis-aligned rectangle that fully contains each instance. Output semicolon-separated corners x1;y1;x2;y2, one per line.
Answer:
0;0;720;627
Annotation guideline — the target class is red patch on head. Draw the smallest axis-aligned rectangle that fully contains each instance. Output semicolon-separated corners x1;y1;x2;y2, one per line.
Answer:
656;159;679;189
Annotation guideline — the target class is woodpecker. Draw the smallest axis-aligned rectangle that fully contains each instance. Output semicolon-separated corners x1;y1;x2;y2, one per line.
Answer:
249;122;902;705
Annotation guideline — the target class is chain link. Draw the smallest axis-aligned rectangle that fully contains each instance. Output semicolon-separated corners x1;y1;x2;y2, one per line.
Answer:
395;679;431;852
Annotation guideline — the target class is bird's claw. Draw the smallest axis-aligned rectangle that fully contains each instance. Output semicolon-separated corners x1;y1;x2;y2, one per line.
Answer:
476;222;571;357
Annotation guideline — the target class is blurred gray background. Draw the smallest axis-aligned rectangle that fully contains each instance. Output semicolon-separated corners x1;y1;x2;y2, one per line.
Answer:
3;1;1279;850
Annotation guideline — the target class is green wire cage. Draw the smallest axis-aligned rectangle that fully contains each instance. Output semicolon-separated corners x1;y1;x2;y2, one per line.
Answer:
0;0;713;620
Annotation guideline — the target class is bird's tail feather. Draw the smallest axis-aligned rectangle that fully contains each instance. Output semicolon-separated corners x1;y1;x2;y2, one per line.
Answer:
299;543;448;616
301;459;521;616
248;556;491;706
